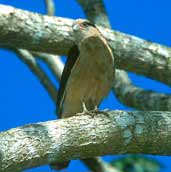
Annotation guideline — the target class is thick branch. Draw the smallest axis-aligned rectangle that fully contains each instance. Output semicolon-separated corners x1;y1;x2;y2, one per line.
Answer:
1;110;171;171
0;4;171;85
0;5;74;55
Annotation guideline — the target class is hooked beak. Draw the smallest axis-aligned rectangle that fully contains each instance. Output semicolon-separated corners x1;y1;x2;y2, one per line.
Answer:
72;24;81;31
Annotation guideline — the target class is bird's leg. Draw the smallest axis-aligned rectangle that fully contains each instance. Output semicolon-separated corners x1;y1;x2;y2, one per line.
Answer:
76;102;95;117
75;102;88;115
82;102;89;113
76;102;109;117
93;105;98;111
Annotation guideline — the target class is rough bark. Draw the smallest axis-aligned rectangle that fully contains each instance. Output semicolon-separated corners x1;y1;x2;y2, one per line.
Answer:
114;69;171;110
0;5;74;55
0;110;171;171
0;4;171;85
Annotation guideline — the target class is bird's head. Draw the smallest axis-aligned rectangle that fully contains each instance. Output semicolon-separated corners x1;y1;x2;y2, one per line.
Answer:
72;19;98;42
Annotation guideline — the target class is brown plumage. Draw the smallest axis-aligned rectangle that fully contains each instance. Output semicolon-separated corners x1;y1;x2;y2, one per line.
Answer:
57;19;115;118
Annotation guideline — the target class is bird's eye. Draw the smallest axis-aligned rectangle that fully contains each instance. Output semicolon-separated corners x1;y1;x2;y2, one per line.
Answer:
80;22;88;28
80;22;96;28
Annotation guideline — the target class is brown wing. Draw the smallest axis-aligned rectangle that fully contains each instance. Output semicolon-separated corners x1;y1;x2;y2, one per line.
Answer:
57;45;79;117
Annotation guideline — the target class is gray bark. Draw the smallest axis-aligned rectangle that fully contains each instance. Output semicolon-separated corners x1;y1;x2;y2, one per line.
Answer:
114;69;171;110
0;110;171;171
0;4;171;85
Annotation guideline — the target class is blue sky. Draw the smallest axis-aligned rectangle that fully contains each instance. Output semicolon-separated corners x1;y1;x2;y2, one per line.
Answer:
0;0;171;171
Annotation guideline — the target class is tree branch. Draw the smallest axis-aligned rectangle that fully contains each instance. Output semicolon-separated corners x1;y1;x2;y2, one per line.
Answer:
45;0;55;16
0;110;171;171
0;4;171;85
15;49;57;103
33;52;64;81
0;5;74;55
41;0;64;82
1;2;168;172
113;69;171;110
76;0;110;28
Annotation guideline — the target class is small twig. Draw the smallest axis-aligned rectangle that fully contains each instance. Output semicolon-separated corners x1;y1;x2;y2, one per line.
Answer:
15;49;57;103
45;0;55;16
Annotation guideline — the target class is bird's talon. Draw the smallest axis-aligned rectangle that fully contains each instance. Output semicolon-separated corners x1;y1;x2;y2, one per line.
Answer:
82;102;89;113
93;105;98;111
76;103;109;117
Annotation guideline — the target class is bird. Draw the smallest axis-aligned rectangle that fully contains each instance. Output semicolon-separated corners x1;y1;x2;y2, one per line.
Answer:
51;19;115;170
57;19;115;118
